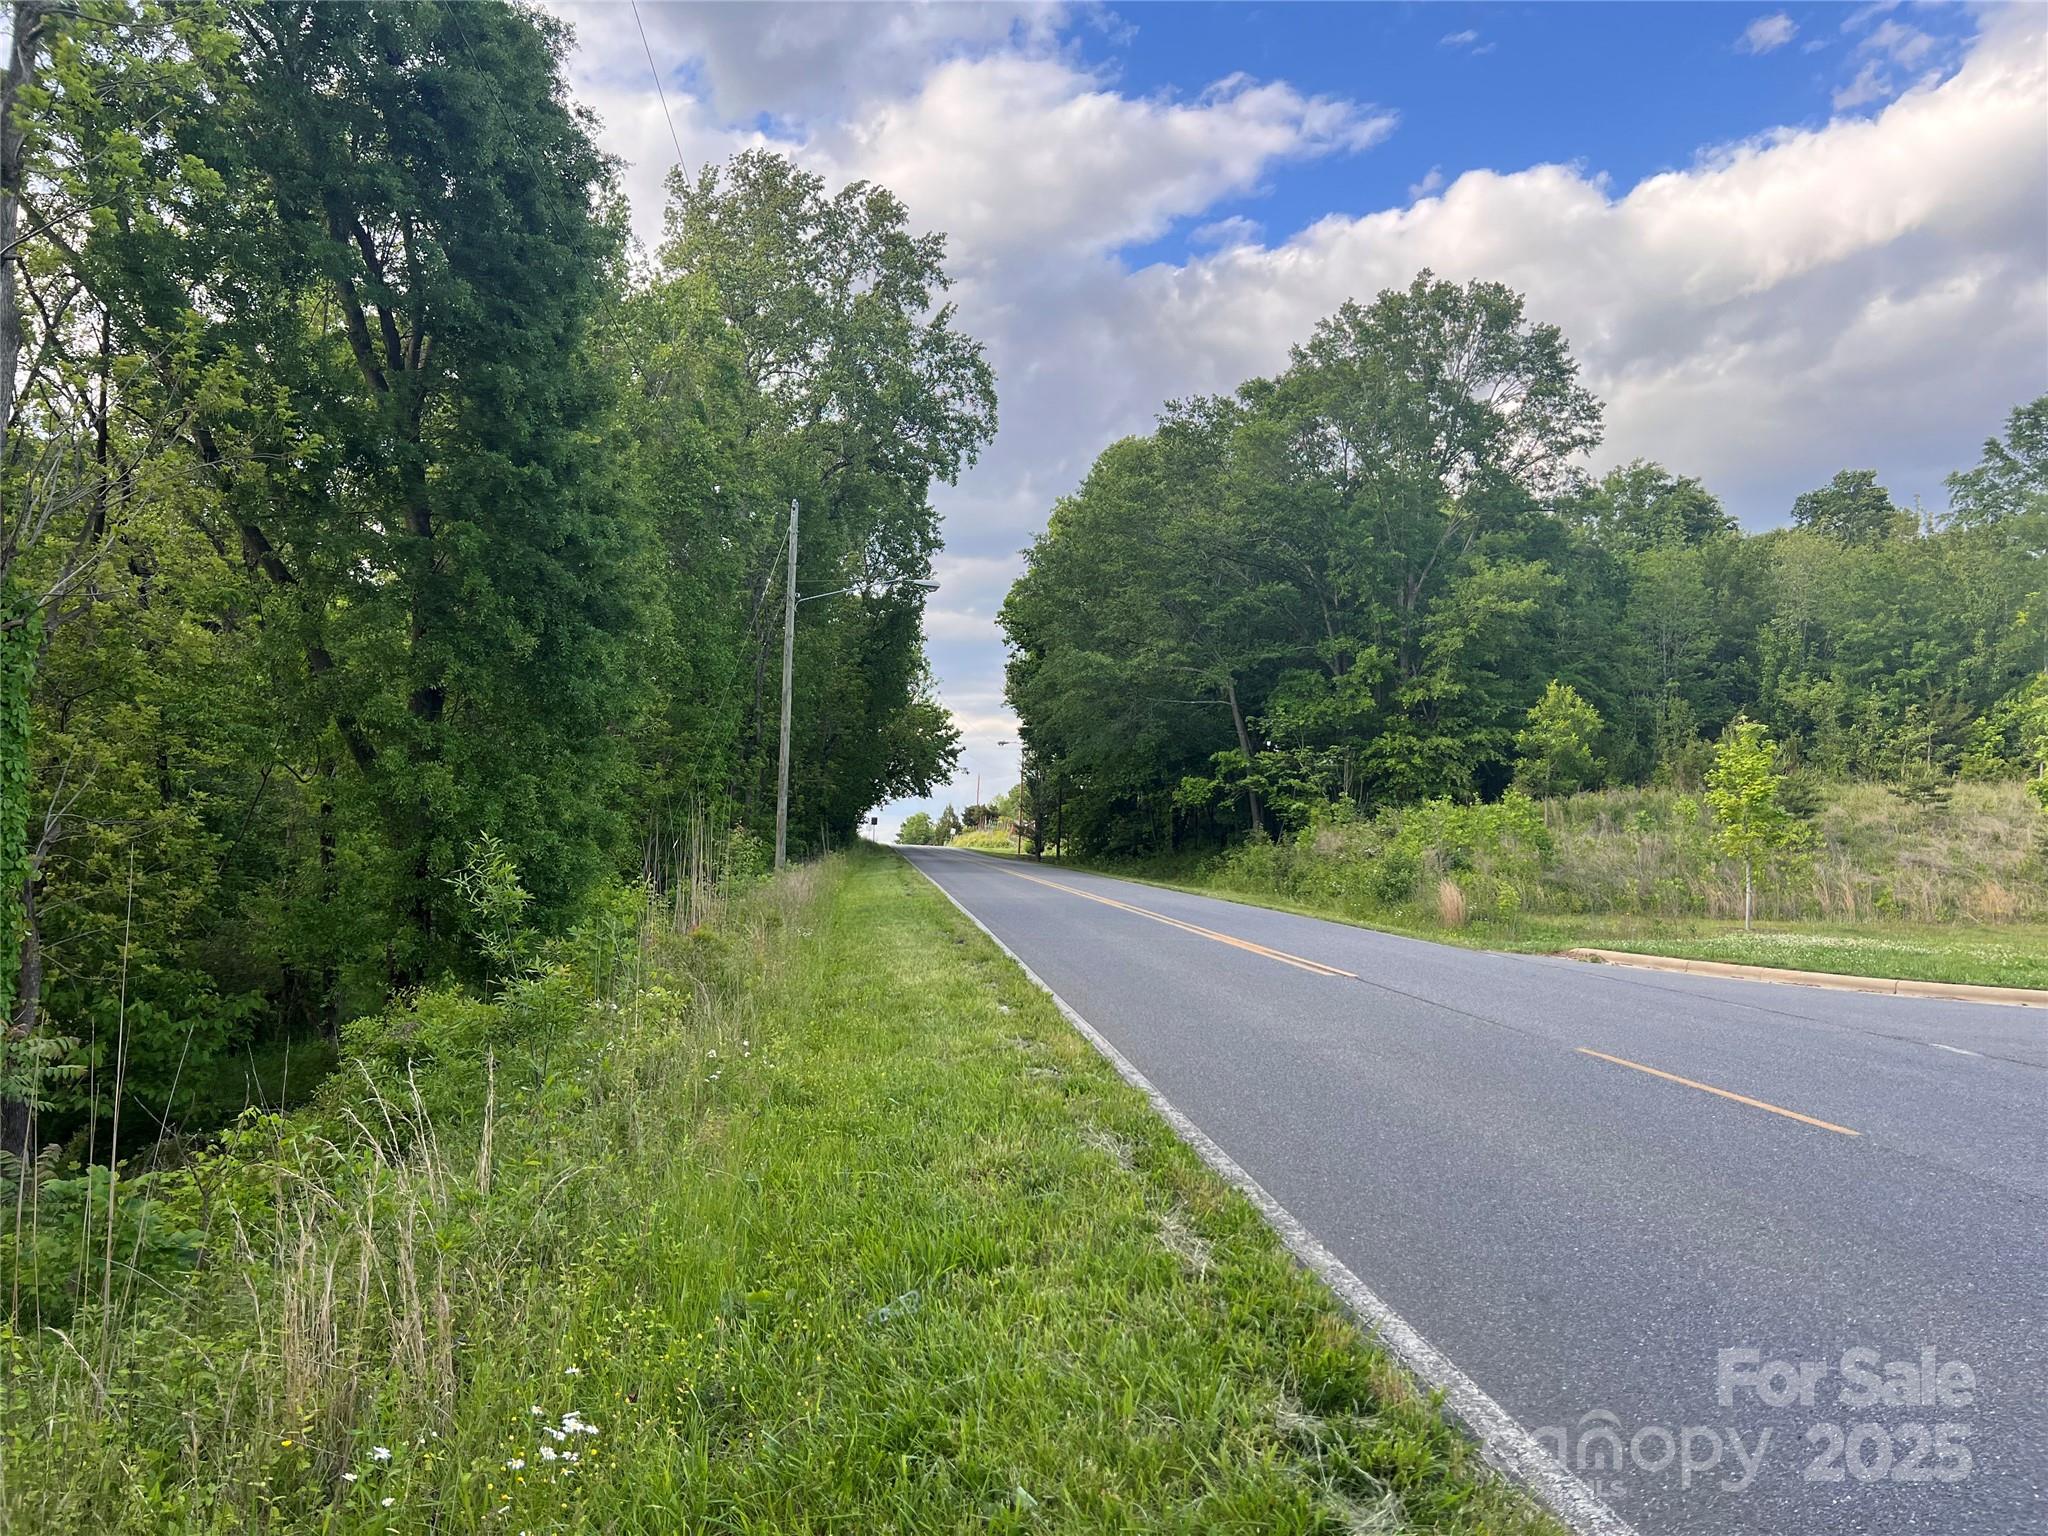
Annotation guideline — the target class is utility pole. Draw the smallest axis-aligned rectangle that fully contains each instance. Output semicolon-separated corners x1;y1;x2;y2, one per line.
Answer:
774;498;797;870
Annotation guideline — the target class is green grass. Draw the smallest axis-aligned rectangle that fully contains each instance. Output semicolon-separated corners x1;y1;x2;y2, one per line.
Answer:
1516;917;2048;990
1009;852;2048;991
3;851;1559;1534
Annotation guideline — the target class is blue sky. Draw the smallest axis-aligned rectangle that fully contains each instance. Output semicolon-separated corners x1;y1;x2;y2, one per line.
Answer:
554;1;2047;833
1109;2;1981;267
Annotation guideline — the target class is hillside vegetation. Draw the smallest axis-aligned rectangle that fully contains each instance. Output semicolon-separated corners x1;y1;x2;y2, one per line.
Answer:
1088;780;2048;988
1213;780;2046;927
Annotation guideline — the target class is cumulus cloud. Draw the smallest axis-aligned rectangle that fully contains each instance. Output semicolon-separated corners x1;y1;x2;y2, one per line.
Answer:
808;60;1395;266
1737;14;1798;55
557;0;1068;123
1440;29;1479;48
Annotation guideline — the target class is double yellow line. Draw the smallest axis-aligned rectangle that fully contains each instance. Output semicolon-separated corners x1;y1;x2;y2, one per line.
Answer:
999;866;1358;979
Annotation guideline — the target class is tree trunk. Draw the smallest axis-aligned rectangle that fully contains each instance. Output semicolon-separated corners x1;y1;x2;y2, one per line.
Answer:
1744;859;1753;931
1223;677;1265;837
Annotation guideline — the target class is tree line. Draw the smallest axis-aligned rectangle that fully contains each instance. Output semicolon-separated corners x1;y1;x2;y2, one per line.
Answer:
1001;273;2046;858
1;1;987;1155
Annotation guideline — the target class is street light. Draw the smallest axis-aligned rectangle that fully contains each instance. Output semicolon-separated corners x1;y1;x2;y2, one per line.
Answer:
773;495;937;870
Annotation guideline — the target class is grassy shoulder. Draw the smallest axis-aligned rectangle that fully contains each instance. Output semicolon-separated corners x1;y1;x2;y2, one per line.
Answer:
4;850;1560;1535
1005;852;2048;991
1505;917;2048;990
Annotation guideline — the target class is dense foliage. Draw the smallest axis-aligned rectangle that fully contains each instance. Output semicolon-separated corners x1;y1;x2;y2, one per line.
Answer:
1002;272;2048;858
1;2;985;1157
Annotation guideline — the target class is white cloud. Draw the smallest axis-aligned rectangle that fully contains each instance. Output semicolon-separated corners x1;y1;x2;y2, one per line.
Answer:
1409;166;1445;200
1833;58;1895;110
1863;18;1938;69
810;59;1395;265
1192;214;1263;248
1738;14;1798;56
1842;2;1902;36
555;1;1068;123
1440;29;1479;48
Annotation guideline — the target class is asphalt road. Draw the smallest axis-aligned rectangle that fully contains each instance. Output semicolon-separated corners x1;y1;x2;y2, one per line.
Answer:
896;846;2047;1536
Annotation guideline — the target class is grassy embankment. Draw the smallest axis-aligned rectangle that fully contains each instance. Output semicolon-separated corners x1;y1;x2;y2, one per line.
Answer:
2;850;1558;1535
944;824;1021;854
957;782;2048;990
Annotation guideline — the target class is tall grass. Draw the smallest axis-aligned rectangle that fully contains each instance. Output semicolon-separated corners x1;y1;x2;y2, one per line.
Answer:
1202;781;2046;929
0;857;819;1532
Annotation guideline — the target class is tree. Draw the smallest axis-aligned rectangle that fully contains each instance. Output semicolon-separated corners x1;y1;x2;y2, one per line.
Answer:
896;812;936;846
1945;396;2048;530
1003;271;1606;852
1791;469;1907;546
933;804;962;842
651;150;991;845
1566;461;1736;551
2;0;230;1148
1704;717;1797;929
1512;681;1605;798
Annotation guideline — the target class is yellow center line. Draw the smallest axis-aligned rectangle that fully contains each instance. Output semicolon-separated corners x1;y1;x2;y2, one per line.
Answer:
1576;1048;1862;1137
999;866;1359;979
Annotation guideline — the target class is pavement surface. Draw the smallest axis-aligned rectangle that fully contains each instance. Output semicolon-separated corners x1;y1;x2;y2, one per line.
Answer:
896;846;2048;1536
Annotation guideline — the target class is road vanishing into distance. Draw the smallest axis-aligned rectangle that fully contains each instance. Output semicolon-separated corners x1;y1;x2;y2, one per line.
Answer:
896;846;2047;1536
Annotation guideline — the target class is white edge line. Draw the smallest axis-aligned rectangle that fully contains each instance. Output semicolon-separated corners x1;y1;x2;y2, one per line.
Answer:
895;848;1639;1536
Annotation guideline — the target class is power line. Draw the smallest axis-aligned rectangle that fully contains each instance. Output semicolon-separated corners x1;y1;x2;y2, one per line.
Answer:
631;1;686;172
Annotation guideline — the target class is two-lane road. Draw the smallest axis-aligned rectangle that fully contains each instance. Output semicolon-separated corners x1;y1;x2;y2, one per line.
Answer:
898;846;2047;1536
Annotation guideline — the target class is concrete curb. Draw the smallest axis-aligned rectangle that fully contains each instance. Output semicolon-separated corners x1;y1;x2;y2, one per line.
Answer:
1561;947;2048;1009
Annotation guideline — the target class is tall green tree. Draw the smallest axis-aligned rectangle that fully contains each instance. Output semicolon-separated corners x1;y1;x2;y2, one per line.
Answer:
647;150;990;843
1790;469;1908;546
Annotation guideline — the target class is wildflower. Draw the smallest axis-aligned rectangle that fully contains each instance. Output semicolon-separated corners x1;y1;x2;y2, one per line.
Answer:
382;1496;396;1508
539;1446;560;1462
563;1365;582;1376
505;1458;526;1471
370;1446;392;1462
343;1473;359;1484
543;1424;567;1442
529;1405;544;1416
